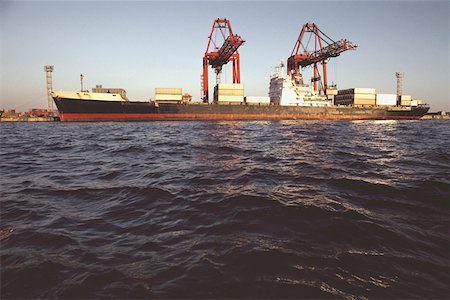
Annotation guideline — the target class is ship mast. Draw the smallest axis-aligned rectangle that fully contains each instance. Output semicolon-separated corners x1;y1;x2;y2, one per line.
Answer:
80;74;84;92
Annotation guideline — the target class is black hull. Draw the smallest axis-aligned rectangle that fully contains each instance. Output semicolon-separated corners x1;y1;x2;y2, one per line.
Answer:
53;98;430;122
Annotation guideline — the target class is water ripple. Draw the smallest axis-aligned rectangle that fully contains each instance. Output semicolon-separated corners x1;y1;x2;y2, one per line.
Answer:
1;120;449;298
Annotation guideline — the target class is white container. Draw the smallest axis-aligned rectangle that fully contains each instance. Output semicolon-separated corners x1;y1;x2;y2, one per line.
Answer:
218;89;244;96
400;95;412;101
410;100;418;107
338;88;376;95
354;93;376;100
155;94;182;101
376;94;397;106
401;100;412;106
217;83;244;90
353;99;376;105
217;95;244;102
353;88;376;94
155;88;182;95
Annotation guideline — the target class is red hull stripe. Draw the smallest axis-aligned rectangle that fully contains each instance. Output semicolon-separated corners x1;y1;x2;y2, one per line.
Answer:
60;113;422;121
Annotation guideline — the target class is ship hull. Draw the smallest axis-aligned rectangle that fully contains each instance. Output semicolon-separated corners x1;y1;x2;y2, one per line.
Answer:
54;97;429;122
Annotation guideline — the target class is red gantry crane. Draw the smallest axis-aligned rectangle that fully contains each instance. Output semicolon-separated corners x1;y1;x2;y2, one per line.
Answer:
287;22;357;95
202;18;245;102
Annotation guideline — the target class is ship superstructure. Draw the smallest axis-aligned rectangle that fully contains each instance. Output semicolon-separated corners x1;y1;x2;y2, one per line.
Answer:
269;61;331;107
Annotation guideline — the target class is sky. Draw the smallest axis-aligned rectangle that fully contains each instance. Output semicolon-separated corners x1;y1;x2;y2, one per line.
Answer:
1;0;449;111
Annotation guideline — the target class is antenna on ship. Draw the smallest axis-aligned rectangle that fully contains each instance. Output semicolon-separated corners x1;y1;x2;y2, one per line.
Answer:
80;73;84;92
44;65;54;114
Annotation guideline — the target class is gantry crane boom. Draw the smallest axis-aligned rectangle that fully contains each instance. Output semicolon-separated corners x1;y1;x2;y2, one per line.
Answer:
202;18;245;102
289;39;357;68
287;22;357;93
208;34;245;68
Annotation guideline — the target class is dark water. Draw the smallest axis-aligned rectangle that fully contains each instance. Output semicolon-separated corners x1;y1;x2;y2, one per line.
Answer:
1;120;449;299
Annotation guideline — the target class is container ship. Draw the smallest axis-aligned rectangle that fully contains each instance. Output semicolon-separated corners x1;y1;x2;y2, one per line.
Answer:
51;20;429;122
52;74;429;122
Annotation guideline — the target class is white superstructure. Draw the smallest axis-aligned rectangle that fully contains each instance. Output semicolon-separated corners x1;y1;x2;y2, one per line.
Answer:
269;61;331;107
52;91;127;101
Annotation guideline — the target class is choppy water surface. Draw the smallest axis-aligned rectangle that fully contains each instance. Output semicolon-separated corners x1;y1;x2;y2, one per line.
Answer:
1;120;449;299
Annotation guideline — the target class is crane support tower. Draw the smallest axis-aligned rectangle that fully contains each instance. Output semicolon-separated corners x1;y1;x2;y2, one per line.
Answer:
396;71;404;98
44;65;54;113
287;23;357;94
202;18;245;103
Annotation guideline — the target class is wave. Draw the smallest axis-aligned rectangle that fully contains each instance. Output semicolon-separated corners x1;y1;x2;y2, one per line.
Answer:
1;121;450;299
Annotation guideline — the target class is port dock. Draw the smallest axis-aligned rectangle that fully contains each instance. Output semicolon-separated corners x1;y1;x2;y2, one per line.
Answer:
0;109;59;122
0;116;60;122
421;111;449;120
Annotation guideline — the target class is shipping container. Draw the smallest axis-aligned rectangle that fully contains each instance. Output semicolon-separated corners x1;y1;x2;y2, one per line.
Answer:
334;98;375;106
218;89;245;96
334;94;376;101
335;94;375;100
400;100;412;106
326;88;338;95
214;84;245;102
216;83;244;90
217;95;244;102
354;88;376;94
376;94;397;106
400;95;412;101
353;99;376;105
155;94;183;101
410;100;418;107
338;88;376;95
334;99;352;105
155;88;182;95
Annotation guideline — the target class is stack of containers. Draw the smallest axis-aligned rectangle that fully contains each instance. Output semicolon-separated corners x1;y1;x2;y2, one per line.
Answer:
412;99;423;107
214;84;244;104
155;88;183;103
376;94;397;106
399;95;412;106
334;88;376;106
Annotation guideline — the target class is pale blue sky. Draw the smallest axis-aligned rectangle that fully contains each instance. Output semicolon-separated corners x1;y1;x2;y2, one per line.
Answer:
1;1;449;111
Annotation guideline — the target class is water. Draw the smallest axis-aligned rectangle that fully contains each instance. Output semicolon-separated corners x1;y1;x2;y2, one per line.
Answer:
1;120;449;299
